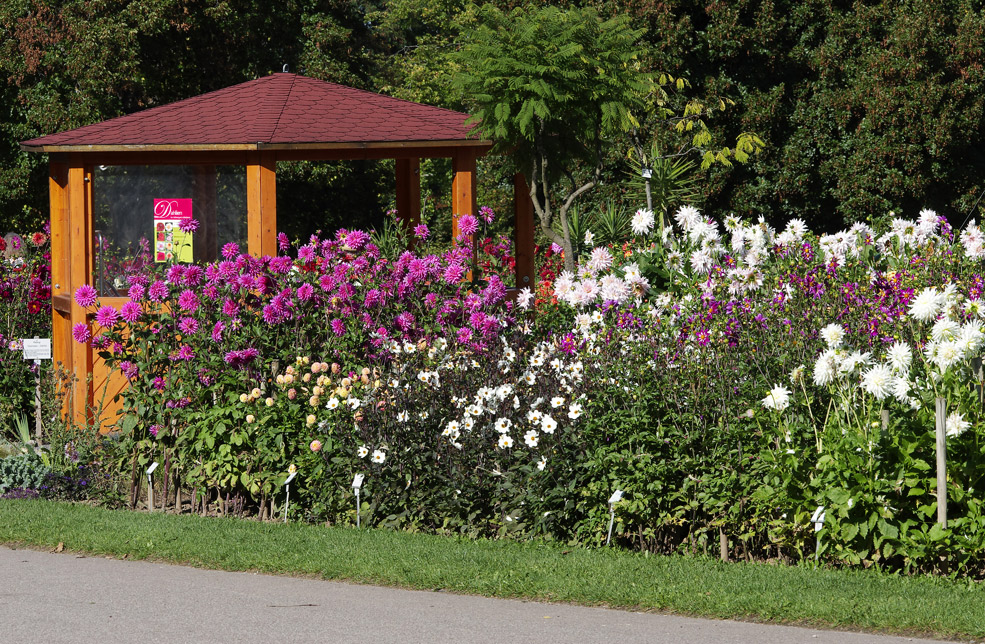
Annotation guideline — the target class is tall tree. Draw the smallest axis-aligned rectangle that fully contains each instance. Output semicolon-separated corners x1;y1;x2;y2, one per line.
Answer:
454;3;761;270
453;4;658;271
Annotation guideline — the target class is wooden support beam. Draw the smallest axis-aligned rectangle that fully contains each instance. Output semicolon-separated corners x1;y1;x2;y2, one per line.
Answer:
451;150;477;242
513;173;536;292
395;158;421;241
193;165;218;262
49;163;72;421
247;152;277;257
67;163;94;428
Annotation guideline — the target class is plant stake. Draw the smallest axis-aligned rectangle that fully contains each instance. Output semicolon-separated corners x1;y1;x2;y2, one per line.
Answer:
352;474;364;528
935;397;947;528
21;337;50;440
811;505;826;564
283;466;297;523
606;490;623;546
146;462;158;511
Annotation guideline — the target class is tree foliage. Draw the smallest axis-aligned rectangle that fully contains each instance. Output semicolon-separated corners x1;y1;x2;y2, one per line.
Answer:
622;0;985;229
2;0;985;234
453;4;658;270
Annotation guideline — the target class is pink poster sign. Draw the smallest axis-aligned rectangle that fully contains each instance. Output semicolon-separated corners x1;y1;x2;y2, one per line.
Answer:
153;199;194;263
153;198;193;220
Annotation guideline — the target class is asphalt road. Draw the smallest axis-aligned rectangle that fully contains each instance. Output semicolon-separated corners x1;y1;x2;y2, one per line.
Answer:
0;546;961;644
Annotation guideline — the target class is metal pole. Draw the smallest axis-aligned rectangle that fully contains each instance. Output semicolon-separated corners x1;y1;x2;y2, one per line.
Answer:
34;358;42;441
935;397;948;528
284;484;290;523
146;473;153;512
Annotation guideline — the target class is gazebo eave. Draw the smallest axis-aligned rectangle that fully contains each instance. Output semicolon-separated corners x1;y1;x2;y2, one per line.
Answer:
23;138;493;163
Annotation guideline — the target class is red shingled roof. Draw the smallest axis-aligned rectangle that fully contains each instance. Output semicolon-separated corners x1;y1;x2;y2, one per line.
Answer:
21;73;481;149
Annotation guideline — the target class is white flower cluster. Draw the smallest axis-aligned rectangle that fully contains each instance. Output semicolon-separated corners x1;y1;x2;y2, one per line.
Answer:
375;337;588;471
819;222;875;264
874;210;942;256
726;215;776;267
810;318;923;408
553;253;649;308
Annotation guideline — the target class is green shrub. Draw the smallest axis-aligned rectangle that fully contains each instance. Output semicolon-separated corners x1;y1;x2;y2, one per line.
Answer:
0;453;50;494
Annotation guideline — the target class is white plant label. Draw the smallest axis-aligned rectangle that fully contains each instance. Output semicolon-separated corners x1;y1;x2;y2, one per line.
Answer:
811;505;826;532
285;471;297;486
22;338;51;361
608;490;624;505
352;473;364;490
146;462;159;475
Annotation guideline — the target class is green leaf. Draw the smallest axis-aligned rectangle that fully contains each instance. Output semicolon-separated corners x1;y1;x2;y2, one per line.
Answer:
877;518;898;540
841;522;859;541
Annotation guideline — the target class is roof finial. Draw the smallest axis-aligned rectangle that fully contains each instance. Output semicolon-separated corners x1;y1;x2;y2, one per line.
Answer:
282;64;290;73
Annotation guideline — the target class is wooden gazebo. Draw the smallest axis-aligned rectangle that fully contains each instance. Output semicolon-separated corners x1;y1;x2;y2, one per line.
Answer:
21;73;535;429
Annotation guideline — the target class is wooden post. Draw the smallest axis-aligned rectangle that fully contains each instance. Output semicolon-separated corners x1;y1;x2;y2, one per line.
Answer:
513;173;535;292
935;397;947;528
67;162;94;428
247;152;277;257
193;165;218;262
973;357;984;407
719;527;728;562
34;360;42;440
451;150;477;241
49;162;72;421
395;158;421;241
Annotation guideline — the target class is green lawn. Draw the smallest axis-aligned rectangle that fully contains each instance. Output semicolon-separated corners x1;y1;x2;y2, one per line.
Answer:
1;499;981;640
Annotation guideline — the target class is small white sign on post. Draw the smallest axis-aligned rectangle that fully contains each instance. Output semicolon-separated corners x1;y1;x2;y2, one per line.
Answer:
606;490;624;546
810;505;826;532
283;468;297;523
22;338;50;440
22;338;51;362
146;462;159;512
811;505;826;564
352;474;365;528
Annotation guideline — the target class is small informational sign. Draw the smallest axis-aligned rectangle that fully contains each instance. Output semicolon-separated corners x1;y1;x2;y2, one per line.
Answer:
153;198;193;263
811;505;826;532
22;338;51;361
352;473;365;490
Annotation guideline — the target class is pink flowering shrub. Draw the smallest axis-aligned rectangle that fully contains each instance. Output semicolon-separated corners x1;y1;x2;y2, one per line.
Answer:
83;227;519;514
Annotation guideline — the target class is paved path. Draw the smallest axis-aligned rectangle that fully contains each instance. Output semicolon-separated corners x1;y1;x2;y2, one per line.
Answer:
0;546;960;644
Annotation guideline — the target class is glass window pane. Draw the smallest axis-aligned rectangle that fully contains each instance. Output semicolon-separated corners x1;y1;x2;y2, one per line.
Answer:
93;165;246;295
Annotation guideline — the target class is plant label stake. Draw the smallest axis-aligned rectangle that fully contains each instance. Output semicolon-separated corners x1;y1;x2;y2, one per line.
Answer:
606;490;623;546
935;397;948;528
352;474;364;528
146;462;159;512
811;505;826;563
21;337;50;440
283;469;297;523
